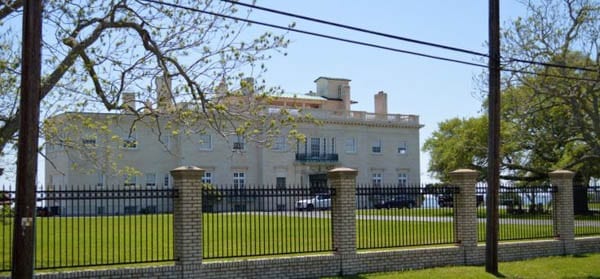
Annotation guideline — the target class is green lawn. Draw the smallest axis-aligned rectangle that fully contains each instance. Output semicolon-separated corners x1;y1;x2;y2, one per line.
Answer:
0;209;596;271
203;213;331;258
326;253;600;279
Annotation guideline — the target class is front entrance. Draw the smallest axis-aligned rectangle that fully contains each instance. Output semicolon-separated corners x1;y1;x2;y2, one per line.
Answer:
309;173;328;194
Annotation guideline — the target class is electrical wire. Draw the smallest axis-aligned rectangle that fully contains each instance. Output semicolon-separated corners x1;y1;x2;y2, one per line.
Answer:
141;0;488;68
140;0;598;82
222;0;599;73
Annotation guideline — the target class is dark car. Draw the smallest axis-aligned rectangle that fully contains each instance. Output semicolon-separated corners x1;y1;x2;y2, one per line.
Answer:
374;195;416;209
438;194;484;207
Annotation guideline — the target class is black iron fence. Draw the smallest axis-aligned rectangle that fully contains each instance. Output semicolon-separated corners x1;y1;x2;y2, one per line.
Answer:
2;182;596;272
574;186;600;237
356;184;458;249
0;186;12;272
476;184;556;241
0;185;177;272
202;186;335;259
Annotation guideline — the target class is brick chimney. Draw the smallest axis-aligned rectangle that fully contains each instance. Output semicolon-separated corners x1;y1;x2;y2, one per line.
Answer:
122;92;136;111
156;75;172;109
374;91;387;115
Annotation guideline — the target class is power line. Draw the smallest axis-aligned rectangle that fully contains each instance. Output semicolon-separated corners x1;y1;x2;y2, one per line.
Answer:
140;0;598;82
141;0;488;68
502;68;599;82
220;0;488;57
223;0;599;73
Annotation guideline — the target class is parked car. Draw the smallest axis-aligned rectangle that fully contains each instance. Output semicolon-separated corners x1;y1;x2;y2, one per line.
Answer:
296;194;331;211
374;195;417;209
437;194;484;207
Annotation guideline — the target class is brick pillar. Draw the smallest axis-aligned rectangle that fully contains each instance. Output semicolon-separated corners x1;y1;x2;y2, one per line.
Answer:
549;169;575;254
449;169;479;264
328;167;358;274
171;166;204;269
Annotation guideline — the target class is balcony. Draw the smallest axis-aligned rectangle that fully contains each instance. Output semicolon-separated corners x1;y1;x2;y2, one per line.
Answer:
295;153;339;163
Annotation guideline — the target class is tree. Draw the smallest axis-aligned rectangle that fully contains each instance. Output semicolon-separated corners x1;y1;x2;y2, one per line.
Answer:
423;117;488;182
0;0;304;174
425;0;599;184
499;0;599;184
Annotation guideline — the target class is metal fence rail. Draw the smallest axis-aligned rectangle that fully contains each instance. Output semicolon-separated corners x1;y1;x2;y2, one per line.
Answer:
0;185;177;272
202;186;334;259
0;186;13;272
356;184;458;250
574;186;600;237
476;184;556;242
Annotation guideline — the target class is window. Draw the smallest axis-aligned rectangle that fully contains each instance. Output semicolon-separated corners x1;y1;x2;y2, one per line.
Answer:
397;141;407;155
123;174;137;187
202;172;212;184
232;135;245;150
372;139;382;153
344;137;357;153
96;172;105;187
372;173;383;187
145;173;156;187
310;137;321;157
276;177;286;189
198;134;212;150
163;173;170;187
398;173;408;187
122;133;137;149
272;136;287;151
233;172;245;189
82;137;97;147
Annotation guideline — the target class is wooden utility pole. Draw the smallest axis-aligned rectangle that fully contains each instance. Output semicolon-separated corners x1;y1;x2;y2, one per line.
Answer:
13;0;43;277
486;0;501;274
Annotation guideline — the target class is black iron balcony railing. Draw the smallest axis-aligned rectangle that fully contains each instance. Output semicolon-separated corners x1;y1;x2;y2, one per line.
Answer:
295;153;339;162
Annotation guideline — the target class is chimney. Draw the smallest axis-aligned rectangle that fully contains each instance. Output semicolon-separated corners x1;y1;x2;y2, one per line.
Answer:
341;84;351;111
122;92;136;111
156;75;172;109
215;77;228;95
241;77;254;96
374;91;387;114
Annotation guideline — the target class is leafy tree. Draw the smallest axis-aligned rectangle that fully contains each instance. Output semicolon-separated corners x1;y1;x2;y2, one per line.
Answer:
499;0;599;184
0;0;304;174
425;0;599;184
423;117;488;182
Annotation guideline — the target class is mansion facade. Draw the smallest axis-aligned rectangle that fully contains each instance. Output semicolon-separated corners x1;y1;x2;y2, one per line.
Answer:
44;77;422;215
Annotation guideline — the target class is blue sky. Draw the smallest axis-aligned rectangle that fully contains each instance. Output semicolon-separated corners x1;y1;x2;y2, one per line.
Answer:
0;1;528;186
245;0;526;183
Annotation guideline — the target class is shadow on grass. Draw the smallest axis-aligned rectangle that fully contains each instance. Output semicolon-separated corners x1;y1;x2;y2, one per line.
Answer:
490;271;506;278
572;253;590;258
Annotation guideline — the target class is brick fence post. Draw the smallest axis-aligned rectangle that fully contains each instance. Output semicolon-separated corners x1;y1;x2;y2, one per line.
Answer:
449;169;479;264
328;167;358;275
171;166;205;273
548;169;575;254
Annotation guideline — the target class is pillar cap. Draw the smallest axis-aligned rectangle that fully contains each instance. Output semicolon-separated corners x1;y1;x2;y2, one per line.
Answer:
448;169;478;181
172;165;204;171
450;169;478;174
548;169;575;179
170;166;204;180
328;167;358;178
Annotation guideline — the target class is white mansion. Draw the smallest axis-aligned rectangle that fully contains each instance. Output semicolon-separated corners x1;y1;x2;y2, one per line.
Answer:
44;77;422;214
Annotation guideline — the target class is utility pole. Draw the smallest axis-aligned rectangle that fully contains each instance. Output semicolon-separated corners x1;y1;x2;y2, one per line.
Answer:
486;0;501;274
13;0;43;278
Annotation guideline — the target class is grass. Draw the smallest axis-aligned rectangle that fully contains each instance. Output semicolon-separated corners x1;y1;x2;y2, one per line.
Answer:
0;209;598;271
326;253;600;278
